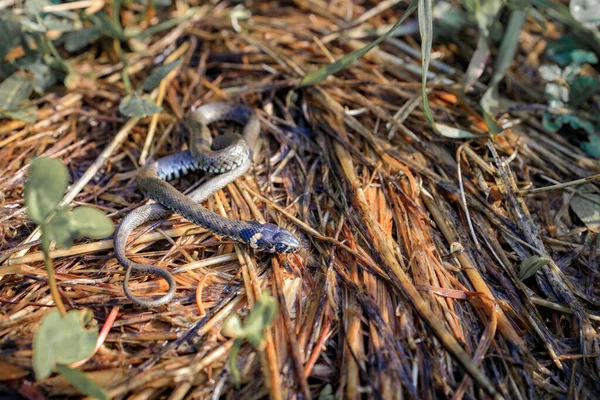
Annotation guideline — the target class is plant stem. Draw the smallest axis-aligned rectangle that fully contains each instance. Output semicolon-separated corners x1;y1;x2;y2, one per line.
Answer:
41;232;67;316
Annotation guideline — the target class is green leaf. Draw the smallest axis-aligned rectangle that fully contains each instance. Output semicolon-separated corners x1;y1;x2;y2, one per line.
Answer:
46;208;77;248
141;59;183;92
570;75;600;107
85;11;126;40
570;49;598;65
319;384;334;400
64;27;102;52
518;255;551;280
228;339;243;389
25;0;50;15
296;2;417;87
0;106;38;123
24;158;68;224
21;18;47;33
23;61;57;95
221;314;244;339
33;309;98;380
118;93;162;118
418;0;434;126
45;206;115;249
42;15;73;32
542;113;595;135
0;72;34;111
432;124;485;139
581;133;600;158
70;207;115;239
55;365;108;400
571;193;600;231
0;14;23;60
243;292;278;349
221;293;278;349
531;0;600;56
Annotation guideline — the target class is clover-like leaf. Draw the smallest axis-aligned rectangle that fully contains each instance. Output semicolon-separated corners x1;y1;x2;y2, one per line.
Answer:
118;93;162;118
33;309;98;380
55;365;108;400
221;292;278;349
44;207;115;249
24;158;68;224
221;314;244;339
242;292;278;349
518;255;551;281
0;72;34;111
71;207;115;239
45;208;79;249
141;59;182;92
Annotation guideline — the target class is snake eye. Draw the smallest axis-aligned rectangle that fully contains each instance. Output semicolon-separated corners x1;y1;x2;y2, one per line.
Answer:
275;243;287;252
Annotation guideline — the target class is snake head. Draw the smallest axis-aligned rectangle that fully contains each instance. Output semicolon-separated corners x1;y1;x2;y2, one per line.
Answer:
252;223;301;253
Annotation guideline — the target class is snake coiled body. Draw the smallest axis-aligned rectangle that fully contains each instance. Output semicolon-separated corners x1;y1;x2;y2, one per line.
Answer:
114;103;300;307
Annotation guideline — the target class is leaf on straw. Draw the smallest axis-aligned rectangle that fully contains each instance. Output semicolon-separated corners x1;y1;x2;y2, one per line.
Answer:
33;309;98;381
24;158;68;224
571;193;600;232
434;124;485;139
296;2;417;87
518;255;551;280
141;59;183;92
118;93;162;117
0;72;34;111
0;106;38;123
55;365;109;400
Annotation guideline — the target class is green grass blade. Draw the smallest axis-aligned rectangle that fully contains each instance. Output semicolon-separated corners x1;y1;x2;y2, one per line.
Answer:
481;9;527;134
418;0;434;125
297;2;417;88
56;365;108;400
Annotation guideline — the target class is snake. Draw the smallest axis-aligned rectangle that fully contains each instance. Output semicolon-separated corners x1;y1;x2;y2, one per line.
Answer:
114;103;301;307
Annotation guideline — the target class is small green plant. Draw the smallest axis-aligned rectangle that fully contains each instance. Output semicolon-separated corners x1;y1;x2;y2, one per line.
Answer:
24;157;114;399
518;255;551;280
297;0;600;138
221;292;278;388
0;0;197;121
539;48;600;156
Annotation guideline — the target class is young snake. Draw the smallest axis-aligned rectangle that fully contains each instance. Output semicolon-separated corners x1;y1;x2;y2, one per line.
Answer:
114;103;301;307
